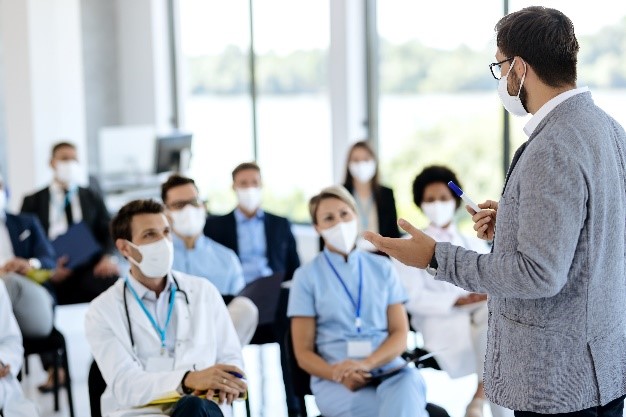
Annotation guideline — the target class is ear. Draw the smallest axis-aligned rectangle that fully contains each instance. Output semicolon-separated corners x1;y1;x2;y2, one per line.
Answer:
116;239;131;259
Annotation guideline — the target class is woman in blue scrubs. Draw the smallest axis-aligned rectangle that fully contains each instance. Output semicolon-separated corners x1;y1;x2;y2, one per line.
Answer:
287;185;427;417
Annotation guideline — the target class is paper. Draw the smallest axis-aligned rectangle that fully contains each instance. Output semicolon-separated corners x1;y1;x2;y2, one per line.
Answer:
51;221;102;269
146;390;247;406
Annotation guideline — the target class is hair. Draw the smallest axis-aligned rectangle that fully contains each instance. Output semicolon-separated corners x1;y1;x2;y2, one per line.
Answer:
343;141;380;192
412;165;462;209
232;162;261;181
161;174;197;203
308;185;357;225
111;199;164;242
51;141;76;158
495;6;579;87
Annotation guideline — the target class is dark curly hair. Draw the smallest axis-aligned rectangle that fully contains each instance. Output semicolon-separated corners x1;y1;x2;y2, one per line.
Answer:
412;165;462;209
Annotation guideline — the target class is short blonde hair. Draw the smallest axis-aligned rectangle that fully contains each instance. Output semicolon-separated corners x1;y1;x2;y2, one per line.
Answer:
308;185;357;225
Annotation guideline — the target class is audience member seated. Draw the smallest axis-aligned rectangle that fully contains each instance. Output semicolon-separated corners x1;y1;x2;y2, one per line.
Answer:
393;166;512;417
0;280;40;417
342;141;400;251
203;161;301;416
161;174;258;345
288;185;428;417
21;141;121;392
21;141;119;305
85;199;246;417
0;173;55;338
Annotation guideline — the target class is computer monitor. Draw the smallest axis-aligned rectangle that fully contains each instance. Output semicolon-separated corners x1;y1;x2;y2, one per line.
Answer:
155;132;193;174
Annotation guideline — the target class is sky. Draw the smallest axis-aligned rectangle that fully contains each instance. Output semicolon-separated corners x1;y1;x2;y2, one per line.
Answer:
179;0;626;56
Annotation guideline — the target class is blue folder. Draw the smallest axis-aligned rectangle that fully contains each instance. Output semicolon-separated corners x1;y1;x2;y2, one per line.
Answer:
51;221;102;270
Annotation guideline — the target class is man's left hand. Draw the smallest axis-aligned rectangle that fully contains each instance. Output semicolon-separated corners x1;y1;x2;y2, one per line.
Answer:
93;255;119;278
0;257;32;276
364;219;436;269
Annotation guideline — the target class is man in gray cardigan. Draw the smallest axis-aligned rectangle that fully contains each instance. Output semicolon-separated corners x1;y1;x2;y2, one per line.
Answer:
365;6;626;417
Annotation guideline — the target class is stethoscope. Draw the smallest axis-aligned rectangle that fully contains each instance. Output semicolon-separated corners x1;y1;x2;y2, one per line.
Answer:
123;274;190;349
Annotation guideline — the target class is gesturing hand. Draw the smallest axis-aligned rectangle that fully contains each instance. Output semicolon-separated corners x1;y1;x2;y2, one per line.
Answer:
364;219;436;268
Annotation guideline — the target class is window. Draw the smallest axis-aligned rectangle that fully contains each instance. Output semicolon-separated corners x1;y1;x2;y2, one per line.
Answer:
377;0;503;228
178;0;254;213
178;0;331;221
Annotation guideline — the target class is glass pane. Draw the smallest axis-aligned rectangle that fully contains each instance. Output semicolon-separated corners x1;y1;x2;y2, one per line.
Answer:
178;0;254;214
507;1;626;158
253;0;332;223
378;0;503;230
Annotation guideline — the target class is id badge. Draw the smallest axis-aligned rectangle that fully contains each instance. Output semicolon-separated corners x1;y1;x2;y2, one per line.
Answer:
145;352;174;372
346;338;373;358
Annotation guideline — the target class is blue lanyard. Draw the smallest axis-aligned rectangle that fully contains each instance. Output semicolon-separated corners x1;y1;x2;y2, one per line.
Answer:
125;278;177;350
323;252;363;333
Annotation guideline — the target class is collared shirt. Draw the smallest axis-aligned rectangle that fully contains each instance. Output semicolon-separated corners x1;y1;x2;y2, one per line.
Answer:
524;86;590;137
288;248;407;366
172;234;245;295
234;208;273;284
48;182;83;240
0;217;15;266
126;272;177;356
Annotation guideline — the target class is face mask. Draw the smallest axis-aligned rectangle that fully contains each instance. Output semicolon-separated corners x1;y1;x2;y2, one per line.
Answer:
236;187;262;213
170;205;206;237
0;190;6;213
320;219;358;255
55;160;82;186
421;200;456;228
497;57;528;117
127;238;174;279
349;160;377;183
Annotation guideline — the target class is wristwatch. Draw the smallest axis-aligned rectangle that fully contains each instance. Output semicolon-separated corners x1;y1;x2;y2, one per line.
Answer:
425;252;438;276
178;370;194;395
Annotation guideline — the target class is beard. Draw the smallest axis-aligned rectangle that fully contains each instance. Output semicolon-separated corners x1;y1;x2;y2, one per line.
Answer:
508;69;530;113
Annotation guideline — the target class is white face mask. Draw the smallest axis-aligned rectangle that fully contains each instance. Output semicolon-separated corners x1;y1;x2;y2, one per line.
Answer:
0;189;6;213
421;200;456;228
497;57;528;117
55;160;82;186
170;205;206;237
320;219;358;255
236;187;262;213
127;238;174;279
349;160;377;184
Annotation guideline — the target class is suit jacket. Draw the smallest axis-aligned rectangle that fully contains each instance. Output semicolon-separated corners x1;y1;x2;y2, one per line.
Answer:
434;92;626;412
5;212;56;269
344;184;400;238
20;186;114;255
204;210;300;281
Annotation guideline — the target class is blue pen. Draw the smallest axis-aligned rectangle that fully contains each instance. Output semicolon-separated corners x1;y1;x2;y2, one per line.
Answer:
228;371;244;379
447;181;480;213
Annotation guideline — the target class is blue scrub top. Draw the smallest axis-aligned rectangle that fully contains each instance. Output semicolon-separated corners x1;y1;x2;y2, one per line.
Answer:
172;234;245;295
287;248;407;365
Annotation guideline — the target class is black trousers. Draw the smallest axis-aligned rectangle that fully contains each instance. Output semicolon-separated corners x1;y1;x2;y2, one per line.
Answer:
515;395;625;417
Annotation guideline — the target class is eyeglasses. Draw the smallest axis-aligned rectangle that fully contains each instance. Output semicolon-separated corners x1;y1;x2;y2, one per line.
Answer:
489;57;514;80
167;198;204;211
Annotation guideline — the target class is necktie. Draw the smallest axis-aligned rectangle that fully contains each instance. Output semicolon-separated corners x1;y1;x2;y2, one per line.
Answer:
64;190;74;225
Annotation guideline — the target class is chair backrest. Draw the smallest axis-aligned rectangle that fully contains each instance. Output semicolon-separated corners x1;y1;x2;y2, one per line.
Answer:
88;360;106;417
284;324;314;398
238;272;284;325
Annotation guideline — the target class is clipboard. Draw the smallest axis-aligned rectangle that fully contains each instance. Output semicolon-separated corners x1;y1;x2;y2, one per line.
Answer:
51;221;102;269
367;350;446;381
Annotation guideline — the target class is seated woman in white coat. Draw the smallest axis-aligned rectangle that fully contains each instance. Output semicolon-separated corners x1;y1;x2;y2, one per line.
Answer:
288;185;427;417
393;166;511;417
0;280;39;417
85;199;247;417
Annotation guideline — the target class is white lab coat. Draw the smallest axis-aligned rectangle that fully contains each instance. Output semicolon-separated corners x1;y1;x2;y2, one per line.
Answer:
0;280;39;417
394;224;490;378
85;271;243;417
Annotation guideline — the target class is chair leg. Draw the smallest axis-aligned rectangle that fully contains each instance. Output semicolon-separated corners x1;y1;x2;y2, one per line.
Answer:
62;349;75;417
245;395;252;417
53;349;61;412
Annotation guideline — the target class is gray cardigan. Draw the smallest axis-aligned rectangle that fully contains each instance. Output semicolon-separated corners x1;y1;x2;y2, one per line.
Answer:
434;92;626;413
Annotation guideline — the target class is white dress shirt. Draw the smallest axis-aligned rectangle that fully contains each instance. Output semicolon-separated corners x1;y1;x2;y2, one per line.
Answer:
48;182;83;240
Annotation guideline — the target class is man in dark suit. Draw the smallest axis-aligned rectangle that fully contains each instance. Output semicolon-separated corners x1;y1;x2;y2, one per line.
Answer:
0;173;55;338
204;161;302;416
20;141;119;305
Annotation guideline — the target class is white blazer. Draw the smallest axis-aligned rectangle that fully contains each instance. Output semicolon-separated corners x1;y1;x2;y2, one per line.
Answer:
85;271;243;417
0;280;24;410
394;224;489;378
